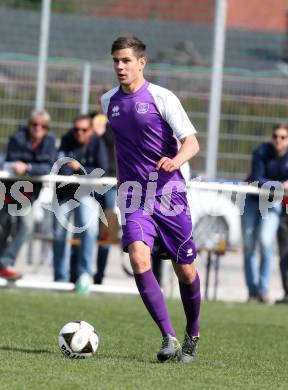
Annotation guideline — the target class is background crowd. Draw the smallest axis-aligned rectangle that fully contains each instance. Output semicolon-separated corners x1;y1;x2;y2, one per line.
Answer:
0;109;116;293
0;110;287;303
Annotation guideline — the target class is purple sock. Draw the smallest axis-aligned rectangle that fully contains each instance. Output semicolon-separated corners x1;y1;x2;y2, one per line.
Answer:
179;273;201;336
134;269;175;337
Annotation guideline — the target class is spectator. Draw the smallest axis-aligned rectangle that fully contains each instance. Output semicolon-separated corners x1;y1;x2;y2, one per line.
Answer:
241;123;288;303
0;109;56;280
91;113;117;284
52;114;108;290
276;197;288;303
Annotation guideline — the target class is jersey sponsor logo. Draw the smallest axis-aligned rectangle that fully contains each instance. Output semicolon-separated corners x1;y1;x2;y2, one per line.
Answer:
111;105;120;117
187;248;194;257
135;102;149;114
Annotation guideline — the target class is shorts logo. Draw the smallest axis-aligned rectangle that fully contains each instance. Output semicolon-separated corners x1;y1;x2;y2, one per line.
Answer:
135;102;149;114
187;248;194;257
112;105;120;117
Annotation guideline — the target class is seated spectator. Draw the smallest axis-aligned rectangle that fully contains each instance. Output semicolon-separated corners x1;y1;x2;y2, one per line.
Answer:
241;123;288;303
53;114;108;291
0;109;56;280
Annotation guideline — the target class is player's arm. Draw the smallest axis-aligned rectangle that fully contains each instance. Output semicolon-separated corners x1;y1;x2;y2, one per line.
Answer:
153;88;199;172
156;134;199;172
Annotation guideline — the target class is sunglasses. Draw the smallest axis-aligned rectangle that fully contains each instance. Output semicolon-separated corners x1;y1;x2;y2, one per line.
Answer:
74;127;90;133
30;122;49;130
272;134;288;140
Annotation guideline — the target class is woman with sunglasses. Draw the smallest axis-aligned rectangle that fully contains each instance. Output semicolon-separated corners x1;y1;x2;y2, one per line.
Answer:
0;109;56;280
241;123;288;303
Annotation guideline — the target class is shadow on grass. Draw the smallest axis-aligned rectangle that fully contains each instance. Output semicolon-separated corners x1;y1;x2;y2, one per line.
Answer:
96;353;180;365
97;352;151;364
0;347;167;363
0;345;54;354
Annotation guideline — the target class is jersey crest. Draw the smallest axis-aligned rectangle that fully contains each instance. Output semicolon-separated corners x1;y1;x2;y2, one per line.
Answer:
135;102;149;114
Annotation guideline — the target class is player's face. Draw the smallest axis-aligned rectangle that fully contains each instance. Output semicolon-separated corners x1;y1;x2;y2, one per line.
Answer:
272;127;288;156
112;48;146;93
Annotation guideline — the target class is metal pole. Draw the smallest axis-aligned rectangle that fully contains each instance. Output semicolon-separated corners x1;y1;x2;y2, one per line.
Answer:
36;0;51;111
205;0;228;179
80;63;91;114
205;252;212;300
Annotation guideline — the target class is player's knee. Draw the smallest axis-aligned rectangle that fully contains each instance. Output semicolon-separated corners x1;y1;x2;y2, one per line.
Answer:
129;249;150;273
174;263;197;284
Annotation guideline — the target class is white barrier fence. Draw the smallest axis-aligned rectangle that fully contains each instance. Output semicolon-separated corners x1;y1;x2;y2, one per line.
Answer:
0;172;285;299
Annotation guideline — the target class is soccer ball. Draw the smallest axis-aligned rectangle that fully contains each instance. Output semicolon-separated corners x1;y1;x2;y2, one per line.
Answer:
58;320;99;358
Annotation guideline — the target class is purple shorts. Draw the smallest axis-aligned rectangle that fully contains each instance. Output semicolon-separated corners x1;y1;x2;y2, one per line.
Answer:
121;191;196;264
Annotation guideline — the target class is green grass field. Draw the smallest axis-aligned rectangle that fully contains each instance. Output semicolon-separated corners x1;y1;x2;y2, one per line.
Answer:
0;289;287;390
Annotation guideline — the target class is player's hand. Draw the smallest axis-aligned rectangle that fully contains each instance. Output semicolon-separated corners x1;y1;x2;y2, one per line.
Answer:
156;157;181;172
14;161;27;175
68;160;81;172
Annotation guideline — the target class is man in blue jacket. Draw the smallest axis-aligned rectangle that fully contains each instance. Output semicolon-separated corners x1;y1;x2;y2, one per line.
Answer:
52;114;108;287
242;123;288;303
0;109;56;280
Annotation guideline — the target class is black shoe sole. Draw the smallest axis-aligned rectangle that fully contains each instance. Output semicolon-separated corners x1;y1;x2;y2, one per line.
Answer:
157;350;181;363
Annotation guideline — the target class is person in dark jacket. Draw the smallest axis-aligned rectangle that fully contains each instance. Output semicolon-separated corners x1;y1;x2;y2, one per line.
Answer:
241;123;288;303
52;114;108;289
0;109;56;280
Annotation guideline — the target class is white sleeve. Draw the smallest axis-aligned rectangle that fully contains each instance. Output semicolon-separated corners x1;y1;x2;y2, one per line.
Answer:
148;83;197;140
101;87;119;115
100;95;108;115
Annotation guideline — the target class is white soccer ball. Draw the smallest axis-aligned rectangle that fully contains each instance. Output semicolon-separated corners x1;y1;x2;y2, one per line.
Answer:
58;320;99;358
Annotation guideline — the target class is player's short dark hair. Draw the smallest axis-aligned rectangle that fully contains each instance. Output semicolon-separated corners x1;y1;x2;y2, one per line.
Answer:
272;123;288;133
111;36;146;58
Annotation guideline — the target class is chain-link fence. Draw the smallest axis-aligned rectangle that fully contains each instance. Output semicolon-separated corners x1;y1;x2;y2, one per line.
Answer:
0;0;288;178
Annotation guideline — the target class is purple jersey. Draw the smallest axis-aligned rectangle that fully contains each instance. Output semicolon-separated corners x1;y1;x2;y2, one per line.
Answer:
101;81;196;197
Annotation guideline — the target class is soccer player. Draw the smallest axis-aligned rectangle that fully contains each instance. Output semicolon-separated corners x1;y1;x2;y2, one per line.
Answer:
101;36;201;363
